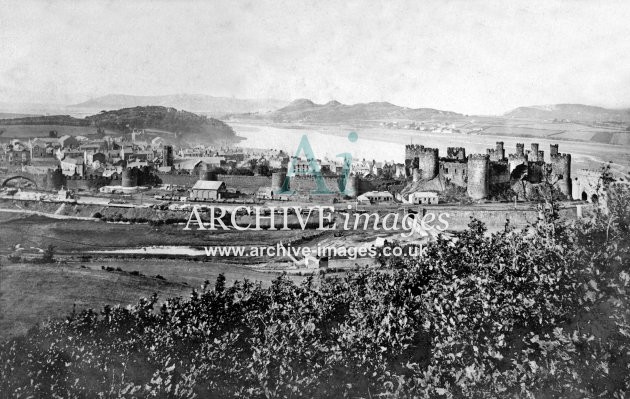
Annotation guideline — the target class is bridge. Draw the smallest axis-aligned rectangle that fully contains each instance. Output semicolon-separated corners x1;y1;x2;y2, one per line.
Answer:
1;175;39;189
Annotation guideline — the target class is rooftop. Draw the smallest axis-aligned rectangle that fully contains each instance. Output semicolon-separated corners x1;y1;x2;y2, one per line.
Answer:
191;180;225;190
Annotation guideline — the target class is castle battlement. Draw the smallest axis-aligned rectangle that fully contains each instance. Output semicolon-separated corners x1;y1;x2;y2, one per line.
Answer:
551;153;571;160
417;147;438;155
490;159;508;165
468;153;490;161
446;146;465;157
402;141;572;200
405;144;424;151
508;154;527;161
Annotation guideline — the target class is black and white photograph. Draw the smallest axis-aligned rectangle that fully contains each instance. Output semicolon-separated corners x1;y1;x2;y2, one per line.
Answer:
0;1;629;397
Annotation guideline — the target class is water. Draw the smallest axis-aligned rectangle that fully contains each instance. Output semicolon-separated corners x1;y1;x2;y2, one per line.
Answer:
90;245;205;256
231;122;629;173
232;124;404;163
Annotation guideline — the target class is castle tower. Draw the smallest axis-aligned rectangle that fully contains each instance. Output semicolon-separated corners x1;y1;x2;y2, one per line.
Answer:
122;168;137;187
395;164;405;178
550;144;559;157
466;154;490;200
344;175;360;198
417;147;439;180
516;143;524;156
271;171;289;193
447;147;466;160
412;168;421;182
550;153;572;197
487;141;505;162
162;145;173;167
529;143;540;162
404;144;423;175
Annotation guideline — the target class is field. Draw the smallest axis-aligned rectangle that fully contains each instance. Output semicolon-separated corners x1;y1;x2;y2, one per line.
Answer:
0;260;305;340
0;214;308;254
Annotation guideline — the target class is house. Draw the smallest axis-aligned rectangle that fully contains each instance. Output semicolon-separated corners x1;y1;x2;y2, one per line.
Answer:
102;167;122;179
189;180;227;201
85;152;106;166
352;160;372;176
133;150;155;162
56;148;83;160
32;137;61;149
60;157;85;176
357;191;395;204
127;160;150;169
408;191;439;205
173;158;203;173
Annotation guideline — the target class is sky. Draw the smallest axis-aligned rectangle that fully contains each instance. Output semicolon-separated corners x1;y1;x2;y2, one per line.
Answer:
0;0;629;115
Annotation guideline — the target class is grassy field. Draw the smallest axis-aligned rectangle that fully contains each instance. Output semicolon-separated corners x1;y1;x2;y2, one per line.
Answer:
0;214;308;254
0;260;306;340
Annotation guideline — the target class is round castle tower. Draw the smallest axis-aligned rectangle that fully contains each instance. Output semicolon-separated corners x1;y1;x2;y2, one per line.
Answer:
271;171;289;193
550;153;572;197
344;175;360;198
529;143;540;162
466;154;490;200
404;144;423;173
417;147;439;180
122;168;137;187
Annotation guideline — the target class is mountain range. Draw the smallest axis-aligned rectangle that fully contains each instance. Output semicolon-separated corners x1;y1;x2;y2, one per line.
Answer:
505;104;630;123
1;93;629;125
70;94;289;116
0;106;237;145
234;99;462;123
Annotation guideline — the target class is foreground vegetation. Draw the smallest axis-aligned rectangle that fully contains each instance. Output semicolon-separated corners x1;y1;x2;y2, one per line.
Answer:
0;182;628;398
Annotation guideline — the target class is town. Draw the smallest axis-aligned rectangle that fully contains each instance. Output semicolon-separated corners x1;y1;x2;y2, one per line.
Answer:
0;125;604;212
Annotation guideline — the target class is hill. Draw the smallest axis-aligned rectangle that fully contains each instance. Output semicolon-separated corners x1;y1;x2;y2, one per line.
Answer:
71;94;289;116
505;104;630;122
235;98;462;123
0;106;237;144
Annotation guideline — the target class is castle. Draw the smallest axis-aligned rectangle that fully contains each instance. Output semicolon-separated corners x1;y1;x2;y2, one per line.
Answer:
404;141;572;200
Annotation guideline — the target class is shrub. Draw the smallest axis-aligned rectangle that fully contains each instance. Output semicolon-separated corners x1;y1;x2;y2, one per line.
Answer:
0;184;628;398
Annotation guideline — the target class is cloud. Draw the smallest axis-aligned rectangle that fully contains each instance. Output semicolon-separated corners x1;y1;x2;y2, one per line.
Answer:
0;0;629;114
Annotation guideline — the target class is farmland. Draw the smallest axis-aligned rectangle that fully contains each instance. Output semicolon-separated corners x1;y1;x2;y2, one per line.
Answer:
0;260;305;340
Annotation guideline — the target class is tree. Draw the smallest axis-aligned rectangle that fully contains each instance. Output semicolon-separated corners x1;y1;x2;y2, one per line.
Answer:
255;163;271;176
42;244;55;263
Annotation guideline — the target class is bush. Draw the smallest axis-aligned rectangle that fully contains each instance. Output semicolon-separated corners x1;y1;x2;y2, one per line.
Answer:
0;184;628;398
